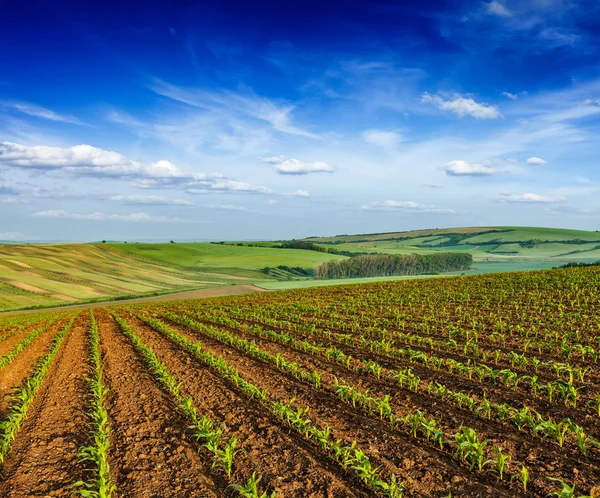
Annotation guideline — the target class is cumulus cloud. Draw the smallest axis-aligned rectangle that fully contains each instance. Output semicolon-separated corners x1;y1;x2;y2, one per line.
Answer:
485;0;512;17
421;93;500;119
497;192;565;203
0;142;271;194
0;232;40;241
107;195;193;206
203;204;250;212
0;100;87;126
258;155;335;175
32;210;180;222
361;200;455;214
443;160;500;176
526;156;547;165
362;129;403;147
257;155;286;164
285;190;310;197
501;92;518;100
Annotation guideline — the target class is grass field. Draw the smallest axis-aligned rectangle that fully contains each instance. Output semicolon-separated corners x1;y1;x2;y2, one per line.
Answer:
0;226;598;312
0;266;599;496
306;226;600;262
0;242;344;311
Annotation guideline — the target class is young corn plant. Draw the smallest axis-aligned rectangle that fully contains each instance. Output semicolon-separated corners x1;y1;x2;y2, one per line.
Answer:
112;313;257;492
547;477;591;498
452;427;491;472
135;312;403;498
230;473;276;498
491;447;510;481
73;311;116;498
0;313;77;464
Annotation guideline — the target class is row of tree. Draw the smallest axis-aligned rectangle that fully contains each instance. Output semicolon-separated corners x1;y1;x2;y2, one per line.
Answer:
315;252;472;280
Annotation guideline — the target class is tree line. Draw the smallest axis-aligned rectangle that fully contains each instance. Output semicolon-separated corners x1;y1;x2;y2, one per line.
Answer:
315;253;473;280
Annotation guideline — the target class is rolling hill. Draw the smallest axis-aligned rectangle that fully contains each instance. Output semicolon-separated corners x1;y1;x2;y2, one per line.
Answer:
1;226;599;311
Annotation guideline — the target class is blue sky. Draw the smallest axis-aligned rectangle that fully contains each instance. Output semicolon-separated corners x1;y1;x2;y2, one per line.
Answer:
1;0;599;241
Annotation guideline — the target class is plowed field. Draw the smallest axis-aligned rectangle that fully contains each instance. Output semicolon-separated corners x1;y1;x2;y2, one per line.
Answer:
1;267;599;497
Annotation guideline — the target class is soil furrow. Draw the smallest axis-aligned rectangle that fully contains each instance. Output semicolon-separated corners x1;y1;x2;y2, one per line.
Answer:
119;311;373;498
0;318;67;419
94;310;222;497
152;314;513;498
0;313;88;497
179;314;600;490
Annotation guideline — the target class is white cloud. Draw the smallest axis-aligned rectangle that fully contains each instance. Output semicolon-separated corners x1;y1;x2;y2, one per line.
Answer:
526;156;547;165
485;0;512;17
0;231;40;241
443;159;500;176
257;155;286;164
0;183;19;195
583;99;600;107
107;195;193;206
539;28;580;47
32;210;180;222
423;184;444;188
362;129;403;147
258;156;335;175
361;200;455;213
0;100;87;126
547;205;599;215
502;92;518;100
421;93;500;119
287;190;310;197
497;192;565;203
150;80;318;138
204;204;250;212
0;142;272;194
186;180;272;195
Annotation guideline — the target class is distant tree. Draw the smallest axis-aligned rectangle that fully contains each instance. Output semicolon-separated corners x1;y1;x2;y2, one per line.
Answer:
170;240;175;244
101;240;106;244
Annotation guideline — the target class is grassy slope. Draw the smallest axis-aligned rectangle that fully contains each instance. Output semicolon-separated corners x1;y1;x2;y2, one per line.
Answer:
108;242;342;270
306;226;600;262
1;226;599;311
0;242;344;311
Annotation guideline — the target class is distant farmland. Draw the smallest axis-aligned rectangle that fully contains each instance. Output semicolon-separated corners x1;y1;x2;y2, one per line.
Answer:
0;243;343;311
1;226;600;312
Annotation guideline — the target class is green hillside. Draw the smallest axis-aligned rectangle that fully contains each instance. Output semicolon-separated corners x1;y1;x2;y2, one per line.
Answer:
0;242;344;311
306;226;600;262
1;226;598;312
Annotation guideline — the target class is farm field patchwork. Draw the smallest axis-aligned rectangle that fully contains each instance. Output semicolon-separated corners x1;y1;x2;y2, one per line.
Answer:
306;226;600;263
0;267;599;496
0;242;345;312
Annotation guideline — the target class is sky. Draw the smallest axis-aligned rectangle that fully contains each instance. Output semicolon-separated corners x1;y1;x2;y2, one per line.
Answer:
1;0;599;242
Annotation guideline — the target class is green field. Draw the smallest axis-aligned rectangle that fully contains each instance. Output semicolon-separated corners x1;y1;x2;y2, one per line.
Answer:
0;226;597;312
0;242;344;311
306;226;600;262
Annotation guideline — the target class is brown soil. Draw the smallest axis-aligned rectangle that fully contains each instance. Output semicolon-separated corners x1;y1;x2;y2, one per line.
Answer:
184;313;600;496
142;312;509;497
94;310;223;497
0;318;66;419
0;313;89;497
118;311;373;497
